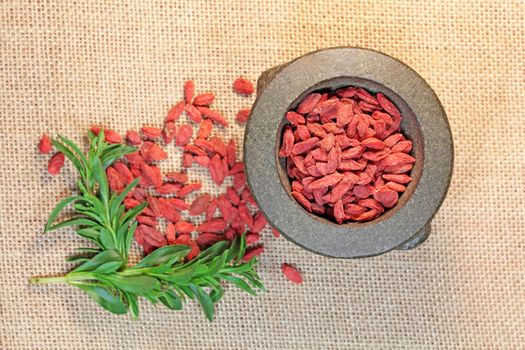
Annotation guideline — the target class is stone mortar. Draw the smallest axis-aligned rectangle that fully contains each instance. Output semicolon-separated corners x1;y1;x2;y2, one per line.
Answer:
244;47;453;258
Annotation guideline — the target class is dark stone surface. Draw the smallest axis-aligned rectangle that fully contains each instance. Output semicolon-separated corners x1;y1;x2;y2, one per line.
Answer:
244;47;454;258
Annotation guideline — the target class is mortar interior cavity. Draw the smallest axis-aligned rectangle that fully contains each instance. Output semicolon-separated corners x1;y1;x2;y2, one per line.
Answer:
275;77;424;227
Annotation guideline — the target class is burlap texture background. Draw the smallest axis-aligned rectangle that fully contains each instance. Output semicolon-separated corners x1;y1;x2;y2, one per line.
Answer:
1;1;524;349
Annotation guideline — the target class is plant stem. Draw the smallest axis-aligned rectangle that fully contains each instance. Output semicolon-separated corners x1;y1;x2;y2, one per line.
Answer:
29;275;68;284
29;272;95;285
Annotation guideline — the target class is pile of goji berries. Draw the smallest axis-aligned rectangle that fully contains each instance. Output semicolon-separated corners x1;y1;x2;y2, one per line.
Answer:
39;77;303;284
279;86;415;224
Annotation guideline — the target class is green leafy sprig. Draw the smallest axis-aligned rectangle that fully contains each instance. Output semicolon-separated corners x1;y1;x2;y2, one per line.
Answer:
29;130;264;320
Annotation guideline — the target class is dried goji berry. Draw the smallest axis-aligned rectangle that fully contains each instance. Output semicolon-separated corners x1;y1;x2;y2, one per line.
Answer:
184;80;195;104
192;93;215;106
196;106;229;127
107;166;124;192
141;126;162;139
165;172;188;184
185;103;202;123
47;152;65;175
197;218;227;233
175;124;193;146
235;108;251;124
166;101;185;122
197;119;213;139
38;134;52;154
174;220;195;234
232;76;254;95
166;222;176;245
242;245;264;262
281;263;303;284
177;182;201;197
189;194;211;216
162;122;177;144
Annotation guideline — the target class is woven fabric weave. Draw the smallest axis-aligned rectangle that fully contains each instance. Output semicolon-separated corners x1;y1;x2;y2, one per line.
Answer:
1;1;524;348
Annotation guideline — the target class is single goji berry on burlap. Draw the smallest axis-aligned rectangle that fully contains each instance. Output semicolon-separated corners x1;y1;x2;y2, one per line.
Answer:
235;108;250;124
48;152;65;175
38;134;52;154
232;76;254;95
281;263;303;284
184;80;195;104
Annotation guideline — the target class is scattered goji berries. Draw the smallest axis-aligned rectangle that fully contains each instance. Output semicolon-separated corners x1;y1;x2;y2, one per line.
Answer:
279;86;414;223
40;78;305;285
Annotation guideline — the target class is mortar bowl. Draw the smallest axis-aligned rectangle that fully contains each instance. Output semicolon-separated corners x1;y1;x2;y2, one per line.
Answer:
244;47;453;258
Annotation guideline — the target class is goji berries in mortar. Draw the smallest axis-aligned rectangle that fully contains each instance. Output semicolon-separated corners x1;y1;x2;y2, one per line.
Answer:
279;86;415;224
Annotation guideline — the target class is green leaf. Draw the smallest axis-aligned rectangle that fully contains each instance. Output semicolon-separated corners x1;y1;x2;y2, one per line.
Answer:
73;204;103;222
237;233;246;262
44;196;83;232
76;228;101;243
95;129;106;158
189;284;215;321
84;194;105;218
206;252;228;277
171;285;187;303
135;245;191;268
226;234;242;262
51;139;85;177
77;284;128;315
112;204;125;231
48;217;99;232
209;286;224;304
103;275;160;295
110;178;140;217
241;272;266;292
87;130;96;142
120;202;146;227
99;228;115;250
178;285;195;300
56;134;89;170
73;249;123;272
159;289;183;311
160;265;197;284
76;179;90;196
218;274;256;296
76;247;102;253
189;240;230;266
65;255;91;263
142;292;160;304
146;264;173;274
220;258;257;274
99;228;117;249
92;157;109;204
125;292;139;319
93;261;123;274
101;146;137;169
124;221;138;255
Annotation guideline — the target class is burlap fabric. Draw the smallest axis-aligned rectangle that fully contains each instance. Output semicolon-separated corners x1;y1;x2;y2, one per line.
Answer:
1;1;524;349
